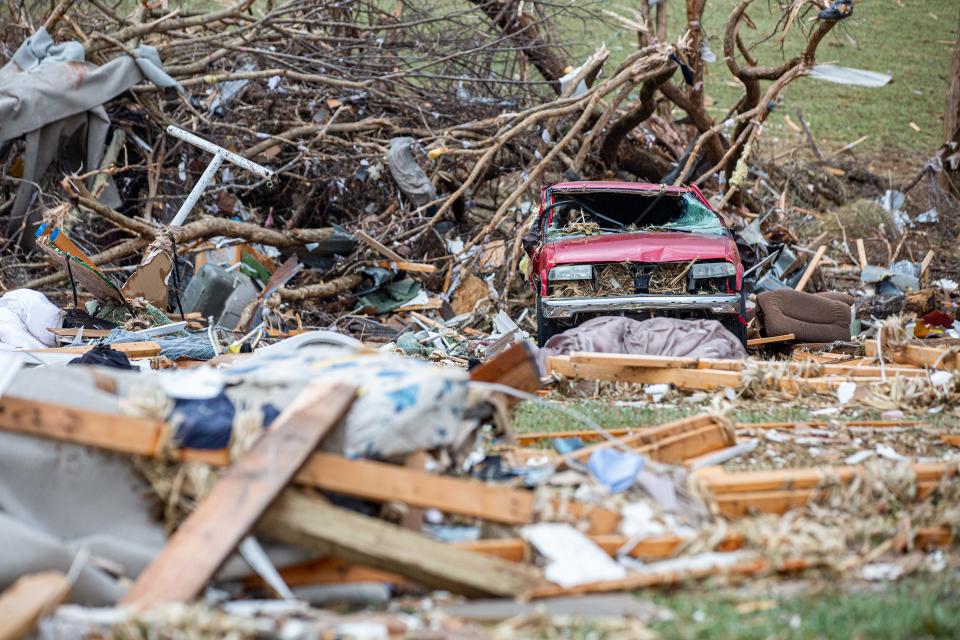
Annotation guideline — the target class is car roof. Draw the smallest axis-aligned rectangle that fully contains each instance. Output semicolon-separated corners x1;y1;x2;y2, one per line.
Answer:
546;181;693;193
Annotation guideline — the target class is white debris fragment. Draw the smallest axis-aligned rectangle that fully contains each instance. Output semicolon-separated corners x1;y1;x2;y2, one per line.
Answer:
836;381;857;404
860;562;903;581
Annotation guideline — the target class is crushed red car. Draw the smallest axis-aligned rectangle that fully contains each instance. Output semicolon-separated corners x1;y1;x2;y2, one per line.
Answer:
522;181;746;345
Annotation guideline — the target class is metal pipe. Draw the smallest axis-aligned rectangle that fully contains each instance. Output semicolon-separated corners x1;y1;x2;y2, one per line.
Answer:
168;151;225;227
166;125;275;182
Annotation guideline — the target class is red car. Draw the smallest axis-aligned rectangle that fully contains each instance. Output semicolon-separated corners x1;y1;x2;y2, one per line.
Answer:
523;181;746;345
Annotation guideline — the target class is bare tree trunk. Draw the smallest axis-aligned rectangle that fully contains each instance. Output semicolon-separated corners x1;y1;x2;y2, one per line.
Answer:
468;0;569;94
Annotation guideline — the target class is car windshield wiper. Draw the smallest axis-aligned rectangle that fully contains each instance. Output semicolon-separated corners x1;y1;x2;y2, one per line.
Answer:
542;198;626;231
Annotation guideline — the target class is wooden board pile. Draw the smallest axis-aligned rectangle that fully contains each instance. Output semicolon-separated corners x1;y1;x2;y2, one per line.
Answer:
1;331;958;637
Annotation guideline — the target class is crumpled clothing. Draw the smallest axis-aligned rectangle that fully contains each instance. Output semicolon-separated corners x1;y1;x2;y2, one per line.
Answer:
539;316;747;369
103;327;215;361
0;289;62;350
68;344;136;370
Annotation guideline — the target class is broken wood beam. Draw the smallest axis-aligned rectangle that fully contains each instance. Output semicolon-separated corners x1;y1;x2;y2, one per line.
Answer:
121;383;356;609
255;532;749;590
296;451;618;533
795;245;826;292
26;341;162;358
864;340;958;370
697;462;956;517
547;355;742;390
563;414;733;465
747;334;795;347
0;396;228;463
470;340;542;394
261;490;545;598
0;571;71;640
375;259;437;274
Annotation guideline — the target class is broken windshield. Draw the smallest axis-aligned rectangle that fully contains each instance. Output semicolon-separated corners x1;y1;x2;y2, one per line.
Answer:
546;191;725;239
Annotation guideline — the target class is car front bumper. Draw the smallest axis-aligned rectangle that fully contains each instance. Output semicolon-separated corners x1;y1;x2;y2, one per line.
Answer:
541;293;740;319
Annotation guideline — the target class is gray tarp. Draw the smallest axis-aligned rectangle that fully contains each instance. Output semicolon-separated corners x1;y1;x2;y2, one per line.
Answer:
539;316;747;369
0;27;181;244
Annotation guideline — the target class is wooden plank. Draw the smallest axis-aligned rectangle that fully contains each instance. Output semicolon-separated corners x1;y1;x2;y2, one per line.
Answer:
714;489;820;517
355;229;404;262
634;422;735;463
567;352;744;371
0;396;229;463
26;341;162;358
121;383;357;609
0;571;71;640
296;451;618;533
700;462;953;496
920;249;935;277
525;553;770;599
547;357;741;389
565;414;718;464
865;340;958;370
747;334;795;347
297;452;534;525
375;260;438;274
856;238;868;268
245;556;411;589
261;490;545;598
795;245;826;292
0;396;163;456
470;341;542;394
261;532;749;589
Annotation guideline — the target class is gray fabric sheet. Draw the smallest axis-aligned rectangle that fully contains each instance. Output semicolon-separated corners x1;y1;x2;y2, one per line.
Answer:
539;316;747;369
0;27;181;243
386;137;437;207
0;367;308;605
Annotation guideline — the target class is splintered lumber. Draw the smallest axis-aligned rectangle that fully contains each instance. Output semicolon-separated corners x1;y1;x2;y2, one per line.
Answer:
0;396;163;456
26;341;162;358
355;229;404;262
0;571;71;640
261;490;545;598
375;259;437;273
470;340;542;394
864;340;959;370
258;532;749;590
525;552;771;599
697;462;956;517
0;396;227;463
516;419;925;443
856;239;868;268
548;355;741;390
121;383;357;609
747;334;795;347
296;452;618;533
567;352;742;370
795;245;826;292
564;414;734;465
245;556;412;589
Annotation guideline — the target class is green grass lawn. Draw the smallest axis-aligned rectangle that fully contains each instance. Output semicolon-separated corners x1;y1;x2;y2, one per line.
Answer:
652;572;960;639
561;0;958;155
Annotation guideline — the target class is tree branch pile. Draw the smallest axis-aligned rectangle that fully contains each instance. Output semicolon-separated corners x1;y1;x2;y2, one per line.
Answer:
0;0;850;331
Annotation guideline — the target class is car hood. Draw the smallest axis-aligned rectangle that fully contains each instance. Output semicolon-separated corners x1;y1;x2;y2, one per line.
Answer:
541;231;740;267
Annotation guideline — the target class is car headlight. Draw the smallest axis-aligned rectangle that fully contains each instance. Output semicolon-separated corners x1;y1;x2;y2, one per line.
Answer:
691;261;735;279
548;264;593;281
